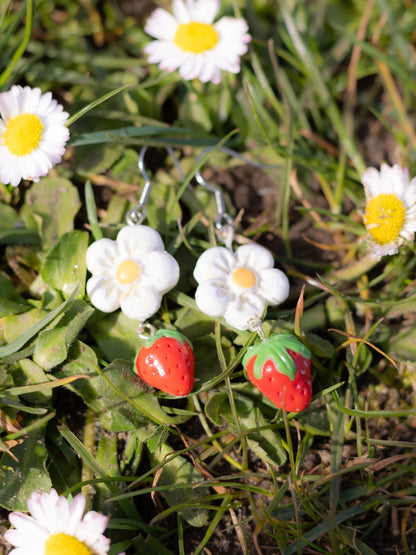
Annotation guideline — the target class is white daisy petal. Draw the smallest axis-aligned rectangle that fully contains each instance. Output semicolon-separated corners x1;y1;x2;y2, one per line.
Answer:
65;493;87;534
144;8;178;40
361;163;416;259
172;0;190;23
144;0;250;83
188;0;220;23
5;489;118;555
0;86;69;187
7;513;49;543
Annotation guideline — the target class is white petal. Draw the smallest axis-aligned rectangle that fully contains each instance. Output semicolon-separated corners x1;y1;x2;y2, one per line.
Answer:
7;513;48;542
86;238;119;275
187;0;220;23
27;489;59;531
257;268;290;305
87;275;121;312
195;279;230;317
361;167;381;199
234;243;274;271
120;286;162;321
21;87;42;112
179;54;205;81
144;8;178;40
193;246;235;283
66;493;86;534
223;294;265;330
141;250;179;292
172;0;190;23
116;225;164;258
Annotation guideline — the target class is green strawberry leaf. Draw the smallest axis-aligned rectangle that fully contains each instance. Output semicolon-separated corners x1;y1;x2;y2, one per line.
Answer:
144;328;193;350
243;333;311;381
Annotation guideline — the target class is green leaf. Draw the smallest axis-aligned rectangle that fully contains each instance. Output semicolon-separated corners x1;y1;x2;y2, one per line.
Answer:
0;426;51;511
205;392;286;466
87;311;142;362
17;358;52;403
389;323;416;361
73;143;123;175
21;177;81;250
33;299;94;370
0;201;20;227
0;273;22;302
0;227;40;245
0;285;80;358
147;441;209;527
0;298;29;317
41;230;88;298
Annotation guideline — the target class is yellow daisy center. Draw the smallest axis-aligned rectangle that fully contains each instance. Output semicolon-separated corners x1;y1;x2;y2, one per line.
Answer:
174;22;219;53
3;113;44;156
44;533;92;555
232;267;256;289
116;259;140;284
364;193;406;245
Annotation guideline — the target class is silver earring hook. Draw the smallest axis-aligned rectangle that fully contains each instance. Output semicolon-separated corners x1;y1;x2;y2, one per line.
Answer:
194;146;278;250
126;146;185;226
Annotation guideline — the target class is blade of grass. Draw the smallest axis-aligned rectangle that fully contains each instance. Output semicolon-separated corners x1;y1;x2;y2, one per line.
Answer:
0;0;33;88
0;284;80;358
59;423;139;519
84;179;102;241
280;6;366;179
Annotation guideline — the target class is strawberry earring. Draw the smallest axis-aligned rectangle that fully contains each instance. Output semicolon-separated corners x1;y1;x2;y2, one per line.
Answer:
86;147;194;396
192;148;312;412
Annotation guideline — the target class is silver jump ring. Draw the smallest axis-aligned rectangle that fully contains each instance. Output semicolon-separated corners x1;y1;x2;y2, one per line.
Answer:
137;321;156;339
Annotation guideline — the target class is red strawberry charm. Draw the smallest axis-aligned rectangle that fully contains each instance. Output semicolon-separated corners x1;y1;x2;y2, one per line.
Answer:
243;333;312;412
135;329;194;396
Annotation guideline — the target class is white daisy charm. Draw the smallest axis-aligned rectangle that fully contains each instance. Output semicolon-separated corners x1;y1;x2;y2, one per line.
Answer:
362;163;416;259
0;85;69;187
144;0;251;84
4;488;124;555
193;243;289;330
86;225;180;322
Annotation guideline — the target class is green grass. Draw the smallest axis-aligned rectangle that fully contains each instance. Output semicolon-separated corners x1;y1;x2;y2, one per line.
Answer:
1;1;416;553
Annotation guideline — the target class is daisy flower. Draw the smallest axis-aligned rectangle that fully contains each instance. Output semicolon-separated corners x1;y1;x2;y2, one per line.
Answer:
86;225;179;322
0;85;69;187
144;0;251;84
193;243;289;330
4;488;124;555
362;163;416;259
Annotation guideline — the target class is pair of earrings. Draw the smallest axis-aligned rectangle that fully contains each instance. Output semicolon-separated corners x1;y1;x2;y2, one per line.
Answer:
85;147;312;412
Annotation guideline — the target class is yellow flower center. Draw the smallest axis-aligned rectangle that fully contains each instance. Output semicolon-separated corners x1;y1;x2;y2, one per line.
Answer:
364;193;406;245
174;22;219;53
116;259;140;284
3;113;44;156
44;533;92;555
232;267;256;289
